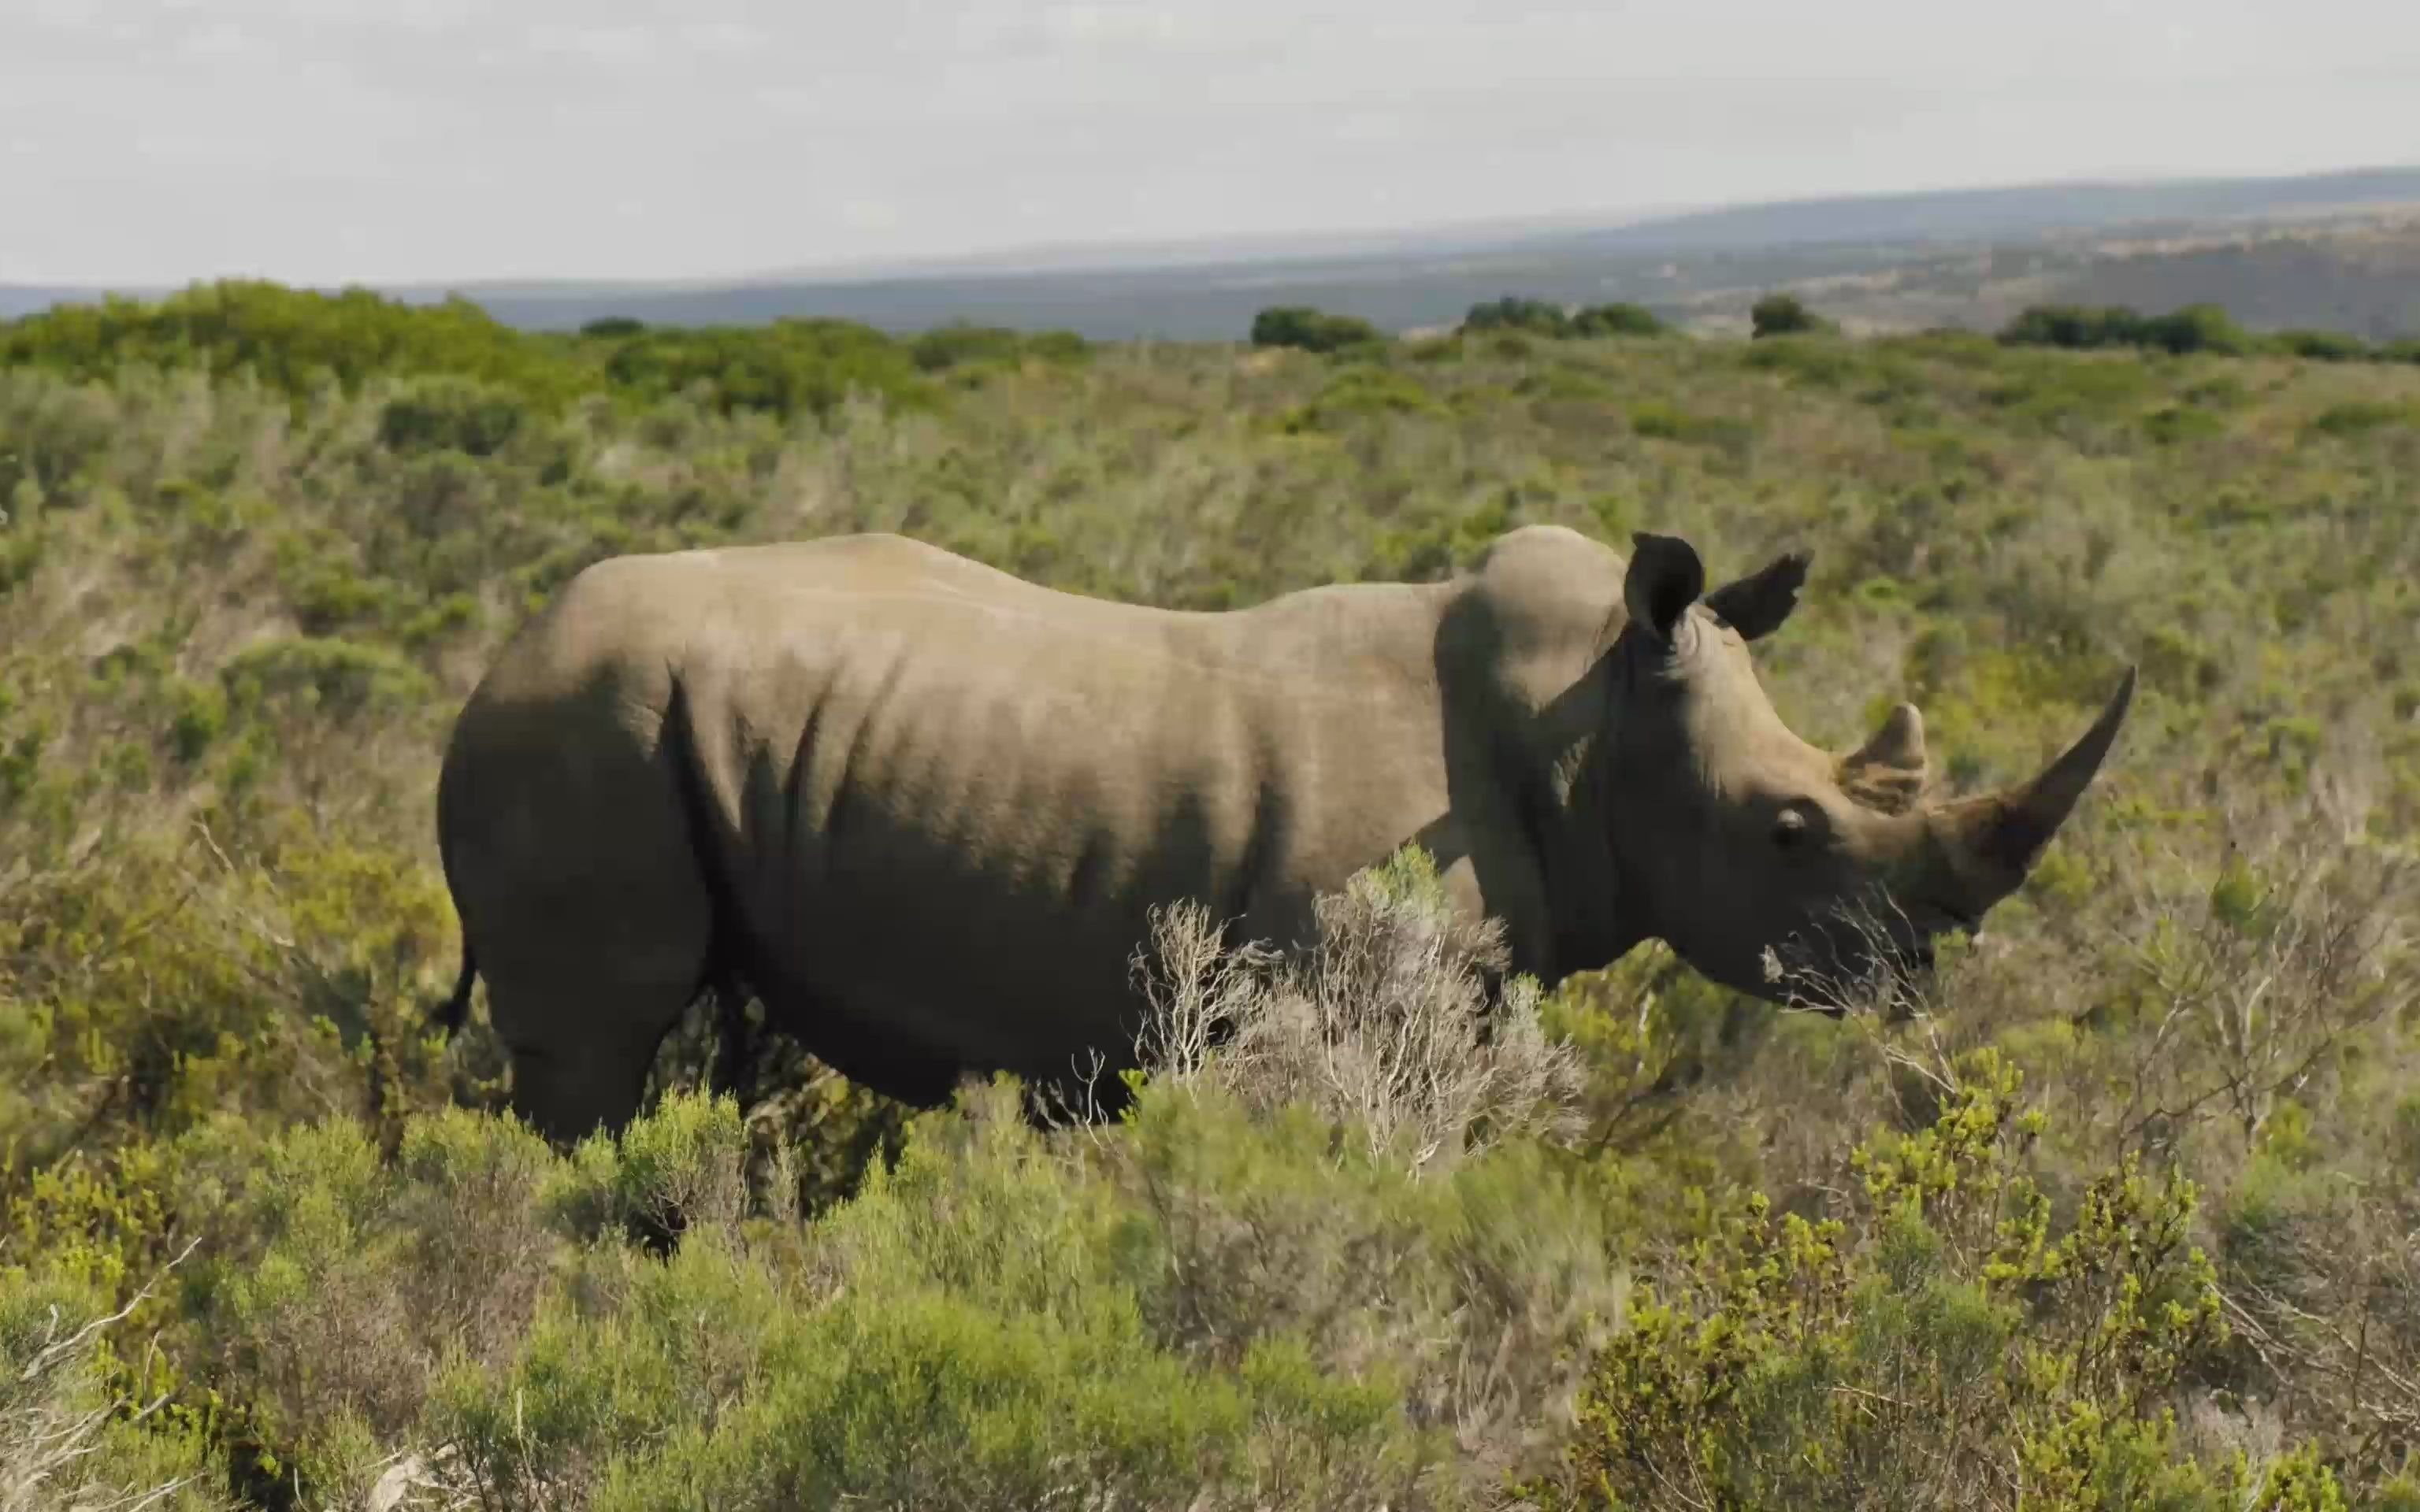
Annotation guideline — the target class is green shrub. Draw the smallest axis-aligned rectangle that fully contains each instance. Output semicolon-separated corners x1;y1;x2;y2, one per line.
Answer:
1249;305;1383;354
2308;398;2417;437
1569;302;1668;338
2269;329;2371;361
426;1084;1455;1510
2000;302;2155;350
907;321;1090;372
545;1088;752;1246
2138;303;2255;356
1999;301;2259;358
2144;403;2226;445
1750;292;1829;339
375;375;528;457
1465;297;1574;337
221;636;432;722
1628;399;1753;452
1277;365;1442;431
597;317;937;419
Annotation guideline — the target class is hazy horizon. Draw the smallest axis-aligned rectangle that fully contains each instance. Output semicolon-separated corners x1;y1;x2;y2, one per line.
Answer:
6;0;2418;287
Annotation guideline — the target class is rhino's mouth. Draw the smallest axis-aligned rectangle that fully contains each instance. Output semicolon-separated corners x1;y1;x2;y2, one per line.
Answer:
1760;928;1938;1015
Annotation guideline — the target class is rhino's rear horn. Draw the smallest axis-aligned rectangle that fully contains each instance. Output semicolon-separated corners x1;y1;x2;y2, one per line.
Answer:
1957;666;2137;873
1850;702;1927;774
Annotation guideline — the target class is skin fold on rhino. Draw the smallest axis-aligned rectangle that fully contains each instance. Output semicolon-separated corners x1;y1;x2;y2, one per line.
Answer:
430;525;2134;1145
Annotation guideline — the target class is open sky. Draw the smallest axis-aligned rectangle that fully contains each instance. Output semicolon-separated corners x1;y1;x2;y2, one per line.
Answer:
5;0;2417;286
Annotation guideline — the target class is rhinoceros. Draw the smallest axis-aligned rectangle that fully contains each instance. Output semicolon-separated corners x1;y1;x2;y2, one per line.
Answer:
431;524;2132;1144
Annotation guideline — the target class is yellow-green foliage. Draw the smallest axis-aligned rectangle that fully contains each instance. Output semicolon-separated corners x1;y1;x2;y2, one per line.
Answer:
1524;1052;2256;1510
2;284;2418;1506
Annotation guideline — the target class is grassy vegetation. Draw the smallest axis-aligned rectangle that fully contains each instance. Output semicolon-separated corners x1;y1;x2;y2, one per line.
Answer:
2;282;2418;1508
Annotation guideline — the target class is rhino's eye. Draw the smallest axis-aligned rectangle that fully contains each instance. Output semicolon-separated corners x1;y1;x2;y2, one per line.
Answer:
1772;809;1811;850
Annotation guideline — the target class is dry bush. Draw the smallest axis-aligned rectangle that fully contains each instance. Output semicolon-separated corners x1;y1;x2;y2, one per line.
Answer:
0;1245;228;1512
1126;845;1584;1173
1098;847;1619;1494
2092;823;2416;1162
2219;1170;2420;1489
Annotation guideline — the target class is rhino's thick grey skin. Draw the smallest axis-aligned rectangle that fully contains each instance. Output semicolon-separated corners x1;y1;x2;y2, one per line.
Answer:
432;526;2134;1144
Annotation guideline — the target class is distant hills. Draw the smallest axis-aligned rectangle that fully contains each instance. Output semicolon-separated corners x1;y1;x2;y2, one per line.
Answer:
9;164;2420;342
1488;165;2420;255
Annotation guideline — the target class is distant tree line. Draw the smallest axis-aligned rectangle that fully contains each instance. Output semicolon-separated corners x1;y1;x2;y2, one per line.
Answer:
12;282;2413;432
1249;288;2420;365
1250;295;1672;355
0;280;1094;423
1997;302;2420;364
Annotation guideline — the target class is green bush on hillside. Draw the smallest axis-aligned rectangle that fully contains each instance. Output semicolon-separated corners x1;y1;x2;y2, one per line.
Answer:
907;321;1091;372
1463;297;1669;340
1999;301;2257;357
595;317;939;419
1249;305;1384;354
1464;297;1572;336
1569;302;1668;338
1750;291;1832;339
2271;328;2370;361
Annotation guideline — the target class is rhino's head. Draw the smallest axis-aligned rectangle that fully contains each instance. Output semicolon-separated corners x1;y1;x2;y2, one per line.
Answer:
1605;531;2134;1010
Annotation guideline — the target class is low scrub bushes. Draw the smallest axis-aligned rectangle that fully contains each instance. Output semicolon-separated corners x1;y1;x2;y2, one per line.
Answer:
8;832;2405;1507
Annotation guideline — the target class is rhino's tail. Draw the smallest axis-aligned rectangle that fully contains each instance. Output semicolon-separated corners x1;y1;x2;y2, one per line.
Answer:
430;717;481;1044
432;940;477;1041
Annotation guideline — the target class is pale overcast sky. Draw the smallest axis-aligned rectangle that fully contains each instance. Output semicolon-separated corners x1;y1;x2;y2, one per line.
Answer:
4;0;2416;286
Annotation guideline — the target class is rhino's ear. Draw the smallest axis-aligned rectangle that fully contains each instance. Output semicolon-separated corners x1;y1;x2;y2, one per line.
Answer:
1705;549;1812;641
1624;532;1706;647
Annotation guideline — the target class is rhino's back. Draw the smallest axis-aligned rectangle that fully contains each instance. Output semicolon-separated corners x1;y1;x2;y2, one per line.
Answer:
583;535;1461;1073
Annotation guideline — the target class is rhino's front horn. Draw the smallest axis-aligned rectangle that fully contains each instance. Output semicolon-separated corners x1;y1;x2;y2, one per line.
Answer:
1949;666;2137;875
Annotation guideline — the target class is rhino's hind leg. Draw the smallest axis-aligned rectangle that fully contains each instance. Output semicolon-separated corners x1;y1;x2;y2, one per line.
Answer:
442;701;720;1148
487;959;706;1147
474;886;716;1146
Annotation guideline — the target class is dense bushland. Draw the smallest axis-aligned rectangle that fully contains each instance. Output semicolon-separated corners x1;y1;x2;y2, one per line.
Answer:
2;284;2418;1508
